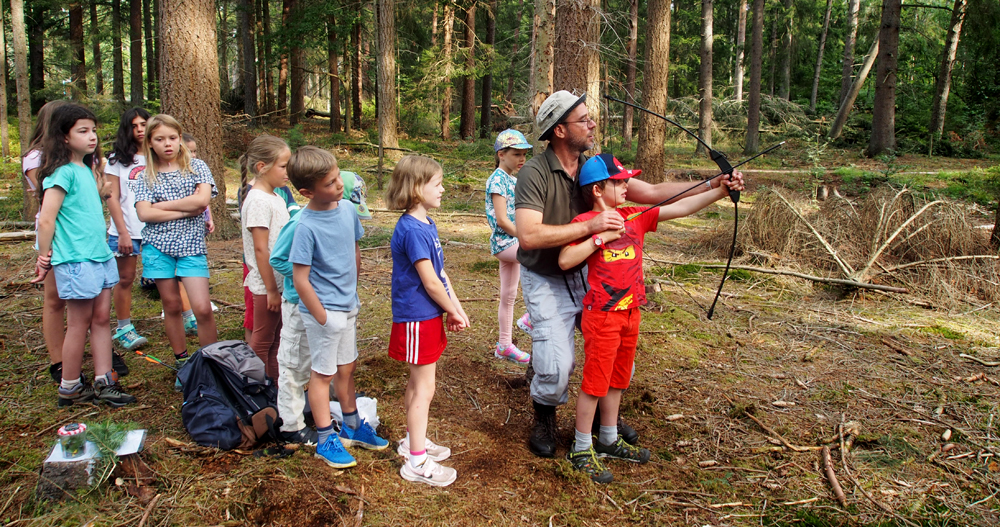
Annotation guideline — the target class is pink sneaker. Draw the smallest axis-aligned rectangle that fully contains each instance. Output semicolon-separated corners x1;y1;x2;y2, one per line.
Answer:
517;313;533;334
495;342;530;364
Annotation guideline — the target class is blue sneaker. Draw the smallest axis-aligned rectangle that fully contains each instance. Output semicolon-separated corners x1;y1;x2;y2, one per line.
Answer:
315;436;357;468
113;324;148;351
183;315;198;336
339;419;389;450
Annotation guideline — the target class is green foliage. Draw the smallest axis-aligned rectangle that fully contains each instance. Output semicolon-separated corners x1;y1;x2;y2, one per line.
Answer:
284;125;306;150
468;259;499;273
84;420;137;492
923;325;964;340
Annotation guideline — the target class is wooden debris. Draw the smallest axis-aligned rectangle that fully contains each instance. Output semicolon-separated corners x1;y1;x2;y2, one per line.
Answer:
881;337;911;356
821;446;847;507
781;497;819;506
959;353;1000;367
772;400;796;408
698;460;718;467
744;411;821;452
665;414;685;421
137;494;161;527
942;429;952;441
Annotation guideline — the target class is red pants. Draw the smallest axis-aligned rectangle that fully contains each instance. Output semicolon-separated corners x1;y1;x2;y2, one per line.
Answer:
242;263;254;331
580;308;640;397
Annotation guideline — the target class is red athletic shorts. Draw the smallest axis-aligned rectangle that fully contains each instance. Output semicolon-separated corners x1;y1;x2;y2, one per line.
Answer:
243;263;254;331
388;316;447;365
580;308;641;397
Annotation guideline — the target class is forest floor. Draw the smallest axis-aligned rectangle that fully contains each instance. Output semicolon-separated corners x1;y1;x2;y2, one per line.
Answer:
1;121;999;526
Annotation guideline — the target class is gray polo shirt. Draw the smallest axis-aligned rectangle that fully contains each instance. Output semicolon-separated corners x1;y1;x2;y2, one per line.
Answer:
514;147;590;276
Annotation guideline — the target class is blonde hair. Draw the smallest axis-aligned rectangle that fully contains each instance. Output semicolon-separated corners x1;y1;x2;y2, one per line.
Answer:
142;114;193;186
239;135;289;190
287;146;338;192
385;155;442;211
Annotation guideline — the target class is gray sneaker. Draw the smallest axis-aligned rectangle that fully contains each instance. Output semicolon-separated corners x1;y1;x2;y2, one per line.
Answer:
594;435;650;464
57;381;95;408
400;458;457;487
94;378;137;407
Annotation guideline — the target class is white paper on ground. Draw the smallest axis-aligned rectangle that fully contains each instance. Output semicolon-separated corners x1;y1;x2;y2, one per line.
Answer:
329;397;379;429
44;429;148;463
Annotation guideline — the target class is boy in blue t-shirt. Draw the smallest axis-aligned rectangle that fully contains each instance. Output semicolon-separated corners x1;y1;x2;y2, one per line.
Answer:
287;146;388;468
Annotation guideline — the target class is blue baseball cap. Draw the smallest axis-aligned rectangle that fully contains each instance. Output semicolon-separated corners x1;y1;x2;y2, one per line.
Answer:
578;153;642;186
494;129;532;152
340;170;372;219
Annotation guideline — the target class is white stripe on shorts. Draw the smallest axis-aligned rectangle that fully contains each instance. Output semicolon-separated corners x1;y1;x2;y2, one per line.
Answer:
407;321;421;363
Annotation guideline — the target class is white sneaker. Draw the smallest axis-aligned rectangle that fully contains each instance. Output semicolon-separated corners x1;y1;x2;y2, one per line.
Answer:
400;458;457;487
397;437;451;462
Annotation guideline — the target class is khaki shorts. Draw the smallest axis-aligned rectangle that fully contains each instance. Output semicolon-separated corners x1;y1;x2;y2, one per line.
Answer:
299;306;359;376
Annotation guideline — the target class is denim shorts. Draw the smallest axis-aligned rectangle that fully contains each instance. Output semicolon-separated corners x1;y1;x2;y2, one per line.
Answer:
141;244;210;279
53;259;119;300
108;235;142;257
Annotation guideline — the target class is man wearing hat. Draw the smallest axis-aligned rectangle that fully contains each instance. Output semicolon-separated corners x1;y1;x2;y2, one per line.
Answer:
515;90;744;458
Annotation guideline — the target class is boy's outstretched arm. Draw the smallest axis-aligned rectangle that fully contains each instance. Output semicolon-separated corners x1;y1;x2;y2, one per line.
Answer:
558;227;624;270
657;185;729;222
627;170;745;205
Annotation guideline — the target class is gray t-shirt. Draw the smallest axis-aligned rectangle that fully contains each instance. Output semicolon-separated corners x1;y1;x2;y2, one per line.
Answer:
514;147;589;275
289;202;364;314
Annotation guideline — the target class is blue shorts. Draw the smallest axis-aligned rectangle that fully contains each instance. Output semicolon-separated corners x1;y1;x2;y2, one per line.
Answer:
53;259;119;300
141;244;210;279
108;235;142;257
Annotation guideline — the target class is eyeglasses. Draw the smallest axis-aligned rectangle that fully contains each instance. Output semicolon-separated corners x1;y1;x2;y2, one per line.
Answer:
560;117;595;127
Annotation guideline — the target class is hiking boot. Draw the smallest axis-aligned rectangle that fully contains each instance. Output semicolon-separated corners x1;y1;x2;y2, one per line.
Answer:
592;411;640;446
397;437;451;462
400;458;457;487
567;446;613;484
339;420;389;450
49;362;63;385
112;351;130;377
517;313;533;334
183;315;198;336
174;353;189;368
595;435;650;464
528;401;557;458
281;427;319;446
57;381;95;408
315;436;356;468
495;342;530;364
94;377;137;407
112;324;147;352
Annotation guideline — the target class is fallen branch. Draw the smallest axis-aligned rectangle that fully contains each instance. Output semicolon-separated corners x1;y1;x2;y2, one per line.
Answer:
878;255;1000;274
646;258;908;293
771;189;855;276
839;421;918;527
0;230;34;242
960;354;1000;367
211;298;245;312
743;411;821;452
137;493;161;527
821;446;847;507
369;208;488;219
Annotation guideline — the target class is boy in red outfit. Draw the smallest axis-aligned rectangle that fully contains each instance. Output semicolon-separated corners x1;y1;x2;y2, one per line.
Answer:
558;153;743;483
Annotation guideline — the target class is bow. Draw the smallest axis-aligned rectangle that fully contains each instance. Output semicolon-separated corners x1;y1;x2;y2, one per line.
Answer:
605;95;783;319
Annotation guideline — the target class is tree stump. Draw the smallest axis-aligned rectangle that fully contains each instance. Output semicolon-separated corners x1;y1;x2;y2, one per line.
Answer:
35;458;94;501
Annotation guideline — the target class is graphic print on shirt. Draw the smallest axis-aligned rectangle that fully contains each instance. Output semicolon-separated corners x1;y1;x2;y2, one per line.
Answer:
592;220;645;311
127;165;146;191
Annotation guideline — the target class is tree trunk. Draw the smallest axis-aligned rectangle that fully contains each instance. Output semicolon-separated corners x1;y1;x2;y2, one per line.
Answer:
12;0;34;218
159;0;231;234
351;20;362;129
928;0;967;151
256;0;266;114
459;3;476;140
262;0;274;114
480;0;496;138
0;0;8;156
622;0;638;149
505;0;525;103
828;38;877;140
143;0;155;98
91;1;104;94
553;0;601;151
778;0;792;100
635;0;670;182
240;0;257;124
218;0;230;96
839;0;859;107
376;0;399;159
343;42;352;133
809;0;833;113
112;0;125;101
70;2;87;96
696;0;714;155
441;1;454;139
329;14;341;132
767;14;777;97
28;3;43;111
867;0;901;157
278;0;290;114
734;0;747;102
153;0;160;87
743;0;765;154
289;0;303;125
432;2;439;47
130;0;143;103
529;0;554;148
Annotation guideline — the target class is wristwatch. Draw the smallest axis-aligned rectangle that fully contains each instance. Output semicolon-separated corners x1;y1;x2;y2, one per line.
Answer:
592;234;604;247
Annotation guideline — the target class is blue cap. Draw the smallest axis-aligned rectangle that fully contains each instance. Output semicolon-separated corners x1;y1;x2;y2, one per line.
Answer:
578;153;642;186
494;129;532;152
340;170;372;219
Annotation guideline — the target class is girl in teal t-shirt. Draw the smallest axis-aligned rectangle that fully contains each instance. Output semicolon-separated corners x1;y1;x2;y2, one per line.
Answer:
33;104;136;409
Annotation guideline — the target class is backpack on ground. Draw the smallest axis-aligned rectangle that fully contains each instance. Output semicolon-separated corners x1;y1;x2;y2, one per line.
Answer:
178;340;282;450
